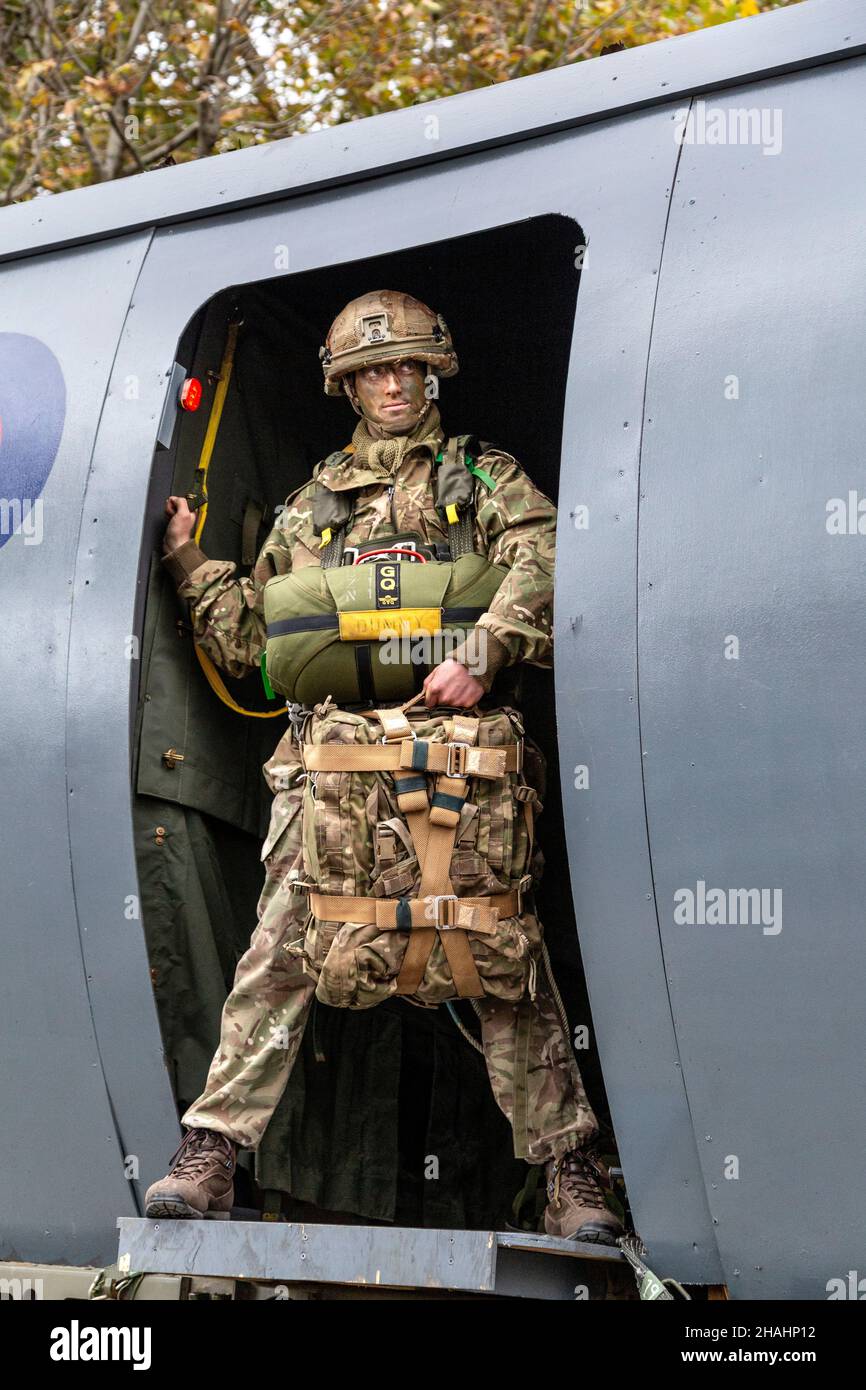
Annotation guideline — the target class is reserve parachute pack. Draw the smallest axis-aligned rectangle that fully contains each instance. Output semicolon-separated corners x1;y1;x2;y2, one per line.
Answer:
289;697;544;1008
263;435;505;704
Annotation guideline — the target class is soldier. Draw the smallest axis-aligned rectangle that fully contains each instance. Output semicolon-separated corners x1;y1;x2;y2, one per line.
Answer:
144;290;623;1245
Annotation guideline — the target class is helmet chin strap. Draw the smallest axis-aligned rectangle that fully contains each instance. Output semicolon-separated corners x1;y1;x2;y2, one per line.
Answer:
342;374;364;419
342;373;433;437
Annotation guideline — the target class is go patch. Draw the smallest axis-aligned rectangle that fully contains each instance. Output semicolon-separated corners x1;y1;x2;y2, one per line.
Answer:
375;561;401;609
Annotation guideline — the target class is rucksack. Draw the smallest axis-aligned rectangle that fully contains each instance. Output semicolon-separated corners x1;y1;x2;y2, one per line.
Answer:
292;696;544;1008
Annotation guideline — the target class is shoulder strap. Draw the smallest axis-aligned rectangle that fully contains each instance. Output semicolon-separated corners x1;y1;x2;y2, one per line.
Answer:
312;449;355;568
436;434;495;560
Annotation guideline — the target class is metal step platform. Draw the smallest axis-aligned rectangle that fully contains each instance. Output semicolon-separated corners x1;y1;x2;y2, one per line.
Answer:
117;1217;627;1300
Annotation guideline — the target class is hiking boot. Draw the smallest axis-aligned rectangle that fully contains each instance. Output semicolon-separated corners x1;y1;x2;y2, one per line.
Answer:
542;1148;623;1245
144;1128;236;1219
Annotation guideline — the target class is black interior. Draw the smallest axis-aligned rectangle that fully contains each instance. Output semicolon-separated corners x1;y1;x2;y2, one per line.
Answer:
136;212;617;1228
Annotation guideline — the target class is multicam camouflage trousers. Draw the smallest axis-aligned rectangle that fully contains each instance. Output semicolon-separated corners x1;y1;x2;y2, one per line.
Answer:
182;742;598;1165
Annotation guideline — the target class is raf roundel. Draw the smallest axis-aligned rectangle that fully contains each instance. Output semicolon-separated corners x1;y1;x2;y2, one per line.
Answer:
0;333;66;550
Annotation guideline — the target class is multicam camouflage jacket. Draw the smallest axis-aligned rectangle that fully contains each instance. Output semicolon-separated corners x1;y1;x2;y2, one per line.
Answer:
162;401;557;691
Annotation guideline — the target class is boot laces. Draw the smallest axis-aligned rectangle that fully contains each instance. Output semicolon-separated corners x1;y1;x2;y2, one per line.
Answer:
551;1149;609;1210
168;1128;235;1180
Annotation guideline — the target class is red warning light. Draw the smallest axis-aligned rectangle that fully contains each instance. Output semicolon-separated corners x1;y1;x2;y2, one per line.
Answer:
179;377;202;411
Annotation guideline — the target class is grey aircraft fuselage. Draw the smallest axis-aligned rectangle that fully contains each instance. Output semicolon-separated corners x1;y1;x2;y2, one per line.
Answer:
0;0;864;1299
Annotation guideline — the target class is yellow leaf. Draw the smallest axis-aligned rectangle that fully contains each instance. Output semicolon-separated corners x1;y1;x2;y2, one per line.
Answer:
15;59;55;91
82;76;113;101
739;0;760;14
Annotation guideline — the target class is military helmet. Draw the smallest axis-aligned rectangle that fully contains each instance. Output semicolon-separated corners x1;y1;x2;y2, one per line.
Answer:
319;290;458;396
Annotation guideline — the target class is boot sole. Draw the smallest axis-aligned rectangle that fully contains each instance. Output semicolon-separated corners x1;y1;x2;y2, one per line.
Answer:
563;1223;622;1246
145;1196;231;1221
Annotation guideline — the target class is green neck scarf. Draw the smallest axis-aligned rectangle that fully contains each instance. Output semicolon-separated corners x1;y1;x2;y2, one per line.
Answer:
350;401;444;477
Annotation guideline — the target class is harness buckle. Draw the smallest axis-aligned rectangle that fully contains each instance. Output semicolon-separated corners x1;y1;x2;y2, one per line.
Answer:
426;894;459;929
517;874;533;914
446;742;469;778
381;727;416;745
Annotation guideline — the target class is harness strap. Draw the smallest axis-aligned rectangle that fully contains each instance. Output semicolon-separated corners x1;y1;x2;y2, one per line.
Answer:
436;435;479;561
309;889;519;931
320;529;346;569
375;706;432;833
371;704;484;996
514;787;537;872
395;713;483;998
447;510;475;561
376;705;415;740
312;449;356;569
303;740;521;777
434;714;487;996
371;702;439;980
310;700;522;1000
312;434;490;568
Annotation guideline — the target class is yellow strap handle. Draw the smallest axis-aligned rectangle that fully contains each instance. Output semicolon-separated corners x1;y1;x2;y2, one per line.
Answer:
191;319;285;720
192;320;240;548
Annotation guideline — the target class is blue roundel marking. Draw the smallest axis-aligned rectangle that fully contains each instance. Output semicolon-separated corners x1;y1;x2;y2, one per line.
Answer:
0;333;66;550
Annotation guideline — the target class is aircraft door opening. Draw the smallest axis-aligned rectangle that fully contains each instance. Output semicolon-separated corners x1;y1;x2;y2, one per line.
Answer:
133;216;610;1233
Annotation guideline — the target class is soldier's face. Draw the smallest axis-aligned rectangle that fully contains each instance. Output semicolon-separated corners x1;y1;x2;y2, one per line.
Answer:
353;359;427;431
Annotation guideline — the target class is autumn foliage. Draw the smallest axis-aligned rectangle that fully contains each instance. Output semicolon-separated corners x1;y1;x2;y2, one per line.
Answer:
0;0;798;202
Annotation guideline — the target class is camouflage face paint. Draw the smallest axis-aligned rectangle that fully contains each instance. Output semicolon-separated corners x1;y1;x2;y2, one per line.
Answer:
353;358;428;433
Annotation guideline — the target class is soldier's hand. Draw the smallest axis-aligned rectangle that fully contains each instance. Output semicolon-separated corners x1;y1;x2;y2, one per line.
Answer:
423;658;485;709
163;495;198;554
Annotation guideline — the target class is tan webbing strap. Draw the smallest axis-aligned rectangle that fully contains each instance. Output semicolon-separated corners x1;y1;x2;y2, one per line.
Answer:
375;706;413;740
310;889;519;931
371;704;438;985
395;714;484;999
329;702;508;1000
303;741;520;777
375;705;430;820
394;715;476;995
511;1000;533;1161
373;710;431;873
